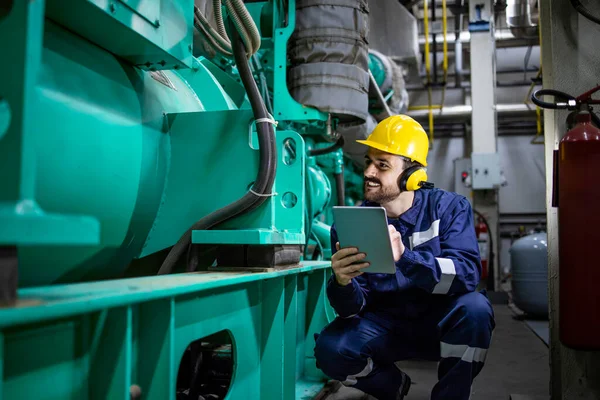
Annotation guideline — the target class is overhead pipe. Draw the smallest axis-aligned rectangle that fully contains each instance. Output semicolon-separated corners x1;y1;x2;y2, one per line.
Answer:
432;0;438;85
407;103;537;122
417;30;538;51
506;0;539;39
440;0;449;105
454;12;463;88
407;79;541;90
412;0;449;146
419;66;540;79
422;0;435;144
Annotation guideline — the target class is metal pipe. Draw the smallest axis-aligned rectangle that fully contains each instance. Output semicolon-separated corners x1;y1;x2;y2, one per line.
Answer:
406;103;536;121
432;0;438;84
368;70;393;117
506;0;539;39
454;13;463;88
419;67;540;79
416;130;542;138
417;30;538;51
406;80;539;90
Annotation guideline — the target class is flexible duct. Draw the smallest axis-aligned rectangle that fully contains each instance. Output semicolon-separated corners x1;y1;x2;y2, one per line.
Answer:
192;0;261;58
287;0;371;123
506;0;539;39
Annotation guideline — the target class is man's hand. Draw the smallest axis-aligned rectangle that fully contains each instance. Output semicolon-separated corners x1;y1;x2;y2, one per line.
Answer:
331;242;370;286
388;224;405;262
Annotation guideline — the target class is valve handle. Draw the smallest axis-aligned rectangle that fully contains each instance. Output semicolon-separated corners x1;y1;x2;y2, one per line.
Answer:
576;84;600;104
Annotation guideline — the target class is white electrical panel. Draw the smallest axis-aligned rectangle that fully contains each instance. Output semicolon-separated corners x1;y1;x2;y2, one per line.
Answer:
471;152;503;189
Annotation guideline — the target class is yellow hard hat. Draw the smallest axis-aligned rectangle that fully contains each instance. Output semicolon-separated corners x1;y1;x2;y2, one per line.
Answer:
356;115;429;166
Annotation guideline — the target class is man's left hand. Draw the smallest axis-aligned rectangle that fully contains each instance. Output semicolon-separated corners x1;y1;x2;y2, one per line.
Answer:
388;224;405;262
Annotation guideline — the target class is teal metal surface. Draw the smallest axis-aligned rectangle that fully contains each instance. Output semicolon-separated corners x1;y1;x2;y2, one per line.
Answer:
0;0;350;398
0;98;10;141
187;127;305;246
45;0;195;70
306;166;332;220
311;221;333;259
368;52;387;88
0;203;100;245
269;0;327;123
193;229;304;245
11;17;247;286
0;0;101;248
0;262;332;400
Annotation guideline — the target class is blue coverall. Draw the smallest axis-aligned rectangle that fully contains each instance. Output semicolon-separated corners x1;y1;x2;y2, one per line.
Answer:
314;188;495;400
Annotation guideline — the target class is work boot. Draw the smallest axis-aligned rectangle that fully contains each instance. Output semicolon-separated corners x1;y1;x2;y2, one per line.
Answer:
396;370;411;400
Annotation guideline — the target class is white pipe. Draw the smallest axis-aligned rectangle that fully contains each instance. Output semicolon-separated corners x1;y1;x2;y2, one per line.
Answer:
406;104;536;120
418;30;533;46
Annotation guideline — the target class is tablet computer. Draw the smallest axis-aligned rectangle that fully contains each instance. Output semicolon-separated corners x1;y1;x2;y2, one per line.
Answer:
332;206;396;274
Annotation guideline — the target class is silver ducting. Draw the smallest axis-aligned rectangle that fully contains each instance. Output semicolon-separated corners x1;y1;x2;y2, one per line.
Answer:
506;0;539;39
287;0;370;124
418;30;538;52
368;0;420;82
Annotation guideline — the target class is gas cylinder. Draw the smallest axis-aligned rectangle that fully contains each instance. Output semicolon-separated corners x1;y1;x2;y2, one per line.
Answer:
475;217;489;281
510;232;548;318
556;112;600;350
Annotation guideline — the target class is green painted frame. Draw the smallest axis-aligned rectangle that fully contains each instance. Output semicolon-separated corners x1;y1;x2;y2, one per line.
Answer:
0;262;335;400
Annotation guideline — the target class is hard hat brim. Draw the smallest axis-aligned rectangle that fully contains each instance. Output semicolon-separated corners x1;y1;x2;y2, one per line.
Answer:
356;139;428;167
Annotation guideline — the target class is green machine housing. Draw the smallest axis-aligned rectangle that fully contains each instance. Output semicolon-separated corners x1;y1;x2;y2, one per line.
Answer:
0;0;375;399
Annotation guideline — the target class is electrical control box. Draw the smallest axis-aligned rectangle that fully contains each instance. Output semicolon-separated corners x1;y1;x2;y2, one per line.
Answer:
471;152;503;189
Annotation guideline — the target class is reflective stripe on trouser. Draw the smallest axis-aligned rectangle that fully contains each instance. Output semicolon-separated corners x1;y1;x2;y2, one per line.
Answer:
314;291;495;400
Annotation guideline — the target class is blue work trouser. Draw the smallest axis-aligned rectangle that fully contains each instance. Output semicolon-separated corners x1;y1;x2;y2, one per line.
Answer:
314;291;495;400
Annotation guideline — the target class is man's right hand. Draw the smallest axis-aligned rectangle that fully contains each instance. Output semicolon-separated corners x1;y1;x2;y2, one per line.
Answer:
331;242;370;286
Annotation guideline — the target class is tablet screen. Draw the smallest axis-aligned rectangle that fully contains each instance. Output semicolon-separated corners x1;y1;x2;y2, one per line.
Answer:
332;206;396;274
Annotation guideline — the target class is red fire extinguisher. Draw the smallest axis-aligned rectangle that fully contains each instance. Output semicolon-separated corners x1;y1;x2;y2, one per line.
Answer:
475;217;489;282
533;85;600;350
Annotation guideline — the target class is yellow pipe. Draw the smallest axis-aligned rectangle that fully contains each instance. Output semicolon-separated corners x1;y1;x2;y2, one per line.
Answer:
422;0;434;146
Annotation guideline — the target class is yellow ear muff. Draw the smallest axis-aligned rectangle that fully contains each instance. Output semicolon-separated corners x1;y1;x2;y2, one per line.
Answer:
405;168;428;191
398;165;427;192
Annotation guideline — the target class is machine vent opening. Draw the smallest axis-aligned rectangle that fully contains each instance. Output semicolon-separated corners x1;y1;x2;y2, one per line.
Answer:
176;330;234;400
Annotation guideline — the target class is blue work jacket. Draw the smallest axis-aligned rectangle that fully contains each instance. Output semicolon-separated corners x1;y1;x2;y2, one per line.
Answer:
327;188;482;320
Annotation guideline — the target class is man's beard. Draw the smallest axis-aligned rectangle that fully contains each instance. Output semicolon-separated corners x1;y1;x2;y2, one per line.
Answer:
363;176;401;204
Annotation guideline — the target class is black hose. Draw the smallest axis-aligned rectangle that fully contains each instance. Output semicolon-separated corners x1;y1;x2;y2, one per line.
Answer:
570;0;600;25
334;167;345;206
531;89;577;110
307;136;344;157
157;22;277;275
473;209;495;291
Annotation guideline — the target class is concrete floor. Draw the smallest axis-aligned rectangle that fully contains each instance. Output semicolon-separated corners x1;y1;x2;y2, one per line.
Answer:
318;305;550;400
